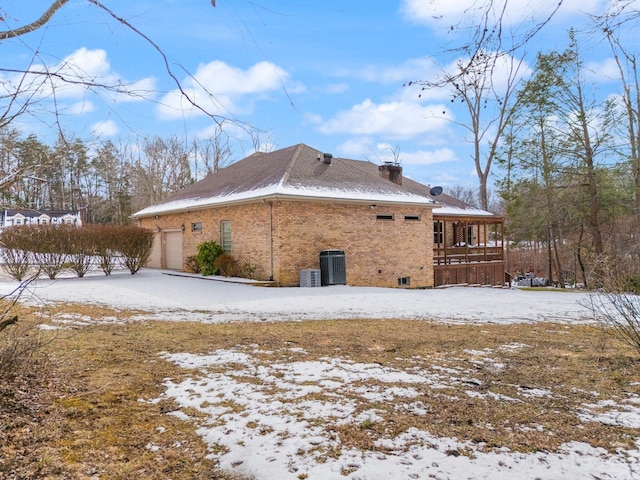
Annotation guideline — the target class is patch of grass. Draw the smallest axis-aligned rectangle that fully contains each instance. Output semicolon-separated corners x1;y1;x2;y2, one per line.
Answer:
1;304;252;480
2;302;639;478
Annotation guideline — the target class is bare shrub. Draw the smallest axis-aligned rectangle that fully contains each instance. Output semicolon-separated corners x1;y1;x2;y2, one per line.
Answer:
584;266;640;357
0;227;33;281
115;226;155;275
0;277;42;378
93;225;121;275
586;290;640;357
213;253;239;277
184;255;200;274
68;226;96;278
29;225;71;279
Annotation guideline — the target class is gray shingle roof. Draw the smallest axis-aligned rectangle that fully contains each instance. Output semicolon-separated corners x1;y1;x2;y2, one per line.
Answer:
340;159;497;217
134;144;436;217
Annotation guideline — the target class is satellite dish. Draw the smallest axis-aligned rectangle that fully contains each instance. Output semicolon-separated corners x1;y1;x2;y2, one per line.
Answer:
429;186;443;197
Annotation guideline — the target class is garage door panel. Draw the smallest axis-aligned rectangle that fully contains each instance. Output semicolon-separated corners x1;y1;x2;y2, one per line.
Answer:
163;231;183;270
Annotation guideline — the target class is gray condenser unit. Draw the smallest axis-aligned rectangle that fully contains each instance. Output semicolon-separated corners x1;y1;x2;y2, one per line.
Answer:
319;250;346;286
300;269;321;287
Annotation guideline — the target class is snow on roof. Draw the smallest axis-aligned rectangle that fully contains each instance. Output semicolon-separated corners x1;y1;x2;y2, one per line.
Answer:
133;144;435;218
340;158;500;218
134;183;434;217
434;205;496;217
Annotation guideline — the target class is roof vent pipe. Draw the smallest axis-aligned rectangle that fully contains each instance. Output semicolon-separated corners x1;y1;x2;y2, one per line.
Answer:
323;153;333;164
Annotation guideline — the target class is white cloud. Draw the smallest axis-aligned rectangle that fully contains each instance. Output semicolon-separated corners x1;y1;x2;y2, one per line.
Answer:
323;83;350;94
156;60;289;120
585;57;622;82
335;140;458;168
335;138;375;158
28;48;117;100
66;100;94;115
1;47;156;107
90;120;118;137
358;57;436;85
318;98;452;139
402;147;459;166
401;0;607;29
114;77;157;103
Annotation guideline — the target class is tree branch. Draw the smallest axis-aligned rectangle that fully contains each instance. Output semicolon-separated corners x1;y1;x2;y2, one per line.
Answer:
0;0;70;40
86;0;228;127
0;315;18;333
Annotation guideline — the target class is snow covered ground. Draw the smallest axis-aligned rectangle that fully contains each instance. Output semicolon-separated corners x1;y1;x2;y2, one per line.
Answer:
10;268;595;324
3;269;639;479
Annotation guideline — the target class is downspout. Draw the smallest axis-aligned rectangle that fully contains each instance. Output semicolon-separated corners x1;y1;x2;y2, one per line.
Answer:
269;200;274;281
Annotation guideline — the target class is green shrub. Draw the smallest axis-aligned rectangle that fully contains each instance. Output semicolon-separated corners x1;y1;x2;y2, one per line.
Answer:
213;253;239;277
195;241;224;276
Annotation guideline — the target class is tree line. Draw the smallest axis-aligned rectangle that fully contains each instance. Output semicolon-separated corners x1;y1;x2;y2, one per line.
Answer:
419;4;640;289
496;21;640;288
0;129;233;225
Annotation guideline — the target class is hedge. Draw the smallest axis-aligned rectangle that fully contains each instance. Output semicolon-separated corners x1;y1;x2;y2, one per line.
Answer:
0;224;155;280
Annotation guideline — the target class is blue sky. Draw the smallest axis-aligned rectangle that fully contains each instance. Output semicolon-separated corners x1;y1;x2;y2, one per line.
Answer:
2;1;629;188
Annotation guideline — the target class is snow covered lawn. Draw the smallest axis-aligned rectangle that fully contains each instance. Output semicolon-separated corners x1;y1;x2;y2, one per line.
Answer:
5;269;640;479
15;268;594;324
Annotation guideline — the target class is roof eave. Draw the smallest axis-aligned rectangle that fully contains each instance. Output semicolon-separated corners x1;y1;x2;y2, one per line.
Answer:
133;192;436;218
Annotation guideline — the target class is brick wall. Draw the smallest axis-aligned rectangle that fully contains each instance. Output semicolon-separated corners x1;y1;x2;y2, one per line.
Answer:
138;203;272;279
271;200;434;288
139;199;435;288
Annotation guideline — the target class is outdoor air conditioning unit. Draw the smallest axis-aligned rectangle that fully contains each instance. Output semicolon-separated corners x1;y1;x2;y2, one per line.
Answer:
300;269;321;287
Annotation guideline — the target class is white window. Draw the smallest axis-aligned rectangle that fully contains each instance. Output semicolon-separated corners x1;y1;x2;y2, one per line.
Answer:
221;221;232;253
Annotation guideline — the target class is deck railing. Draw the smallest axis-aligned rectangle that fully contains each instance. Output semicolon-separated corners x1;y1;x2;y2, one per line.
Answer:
434;245;504;265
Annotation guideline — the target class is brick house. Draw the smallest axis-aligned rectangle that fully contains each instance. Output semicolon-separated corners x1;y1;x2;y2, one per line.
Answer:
134;143;505;287
133;144;437;288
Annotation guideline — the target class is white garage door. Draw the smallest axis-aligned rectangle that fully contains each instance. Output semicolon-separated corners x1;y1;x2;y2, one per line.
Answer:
163;231;183;270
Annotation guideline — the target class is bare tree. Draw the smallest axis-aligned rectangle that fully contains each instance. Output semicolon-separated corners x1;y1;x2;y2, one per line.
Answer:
192;124;233;180
363;144;404;166
409;1;564;211
594;3;640;215
130;136;193;212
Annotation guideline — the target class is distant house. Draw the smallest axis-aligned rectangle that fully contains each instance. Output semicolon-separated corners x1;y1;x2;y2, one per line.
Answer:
133;144;504;288
1;208;83;228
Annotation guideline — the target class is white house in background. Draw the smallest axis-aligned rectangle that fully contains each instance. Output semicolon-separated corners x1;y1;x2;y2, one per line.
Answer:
1;208;83;228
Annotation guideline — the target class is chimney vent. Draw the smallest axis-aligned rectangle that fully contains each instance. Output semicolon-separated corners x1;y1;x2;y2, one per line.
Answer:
378;162;403;185
323;153;333;165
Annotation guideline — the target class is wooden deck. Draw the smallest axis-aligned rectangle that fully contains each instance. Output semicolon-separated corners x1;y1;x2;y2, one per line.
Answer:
434;261;507;287
433;216;506;287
